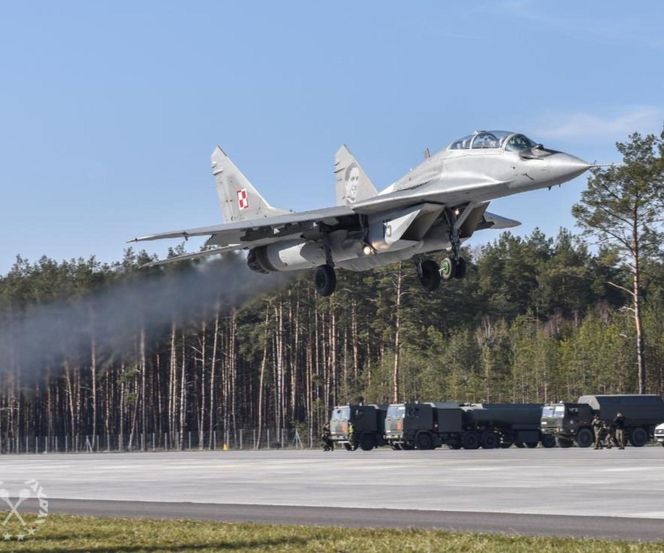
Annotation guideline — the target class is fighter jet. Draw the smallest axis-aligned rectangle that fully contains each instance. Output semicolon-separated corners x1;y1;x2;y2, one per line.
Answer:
131;130;591;296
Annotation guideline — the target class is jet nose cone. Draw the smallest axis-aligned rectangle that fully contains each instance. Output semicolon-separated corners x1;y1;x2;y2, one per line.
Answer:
549;152;592;180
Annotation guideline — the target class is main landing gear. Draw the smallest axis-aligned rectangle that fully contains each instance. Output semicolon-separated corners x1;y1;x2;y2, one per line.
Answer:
315;264;337;297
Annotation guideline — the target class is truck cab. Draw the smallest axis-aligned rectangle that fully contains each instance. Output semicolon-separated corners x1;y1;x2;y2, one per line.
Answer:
540;402;595;447
541;395;664;448
385;401;462;450
329;404;386;451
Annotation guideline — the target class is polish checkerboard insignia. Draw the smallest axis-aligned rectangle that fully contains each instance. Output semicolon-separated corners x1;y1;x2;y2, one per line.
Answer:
237;189;249;210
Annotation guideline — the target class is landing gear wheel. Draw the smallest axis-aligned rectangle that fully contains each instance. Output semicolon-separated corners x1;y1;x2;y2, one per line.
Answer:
314;265;336;297
440;257;456;281
417;259;441;291
454;257;467;279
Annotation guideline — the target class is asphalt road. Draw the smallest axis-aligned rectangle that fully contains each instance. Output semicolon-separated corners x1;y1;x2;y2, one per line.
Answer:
29;498;664;541
3;448;664;541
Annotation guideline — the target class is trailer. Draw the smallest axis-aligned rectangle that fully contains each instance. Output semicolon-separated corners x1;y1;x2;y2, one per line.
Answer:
540;394;664;448
461;403;555;449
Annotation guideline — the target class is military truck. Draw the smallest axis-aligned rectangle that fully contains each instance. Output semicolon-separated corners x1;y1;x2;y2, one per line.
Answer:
384;402;462;450
384;401;553;450
329;404;387;451
540;394;664;448
461;403;556;449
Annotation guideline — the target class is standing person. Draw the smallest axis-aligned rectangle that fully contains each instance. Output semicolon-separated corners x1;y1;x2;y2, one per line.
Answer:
614;411;626;449
347;421;355;450
592;414;604;449
602;421;613;449
321;423;334;452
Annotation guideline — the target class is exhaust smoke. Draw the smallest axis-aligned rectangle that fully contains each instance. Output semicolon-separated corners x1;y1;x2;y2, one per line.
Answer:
0;253;296;385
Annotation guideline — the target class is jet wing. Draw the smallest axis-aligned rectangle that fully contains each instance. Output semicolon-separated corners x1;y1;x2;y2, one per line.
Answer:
130;205;355;248
140;245;243;268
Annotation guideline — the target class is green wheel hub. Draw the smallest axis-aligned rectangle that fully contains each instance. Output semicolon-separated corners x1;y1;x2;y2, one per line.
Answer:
440;257;455;280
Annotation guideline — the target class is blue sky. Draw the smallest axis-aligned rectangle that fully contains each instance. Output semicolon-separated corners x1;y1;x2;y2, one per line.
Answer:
1;1;663;273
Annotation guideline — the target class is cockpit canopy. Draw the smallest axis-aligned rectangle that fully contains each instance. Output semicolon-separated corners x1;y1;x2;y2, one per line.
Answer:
448;130;538;152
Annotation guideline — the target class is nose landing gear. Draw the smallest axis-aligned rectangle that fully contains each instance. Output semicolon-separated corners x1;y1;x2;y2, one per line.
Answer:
440;256;467;281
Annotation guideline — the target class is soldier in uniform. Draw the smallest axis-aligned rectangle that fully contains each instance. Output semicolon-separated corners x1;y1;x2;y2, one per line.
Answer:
592;414;604;449
602;420;613;449
614;411;626;449
321;423;334;451
347;421;355;450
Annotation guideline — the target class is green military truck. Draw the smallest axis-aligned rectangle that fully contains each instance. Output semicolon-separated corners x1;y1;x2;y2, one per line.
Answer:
384;402;462;450
540;394;664;448
384;401;553;450
329;404;387;451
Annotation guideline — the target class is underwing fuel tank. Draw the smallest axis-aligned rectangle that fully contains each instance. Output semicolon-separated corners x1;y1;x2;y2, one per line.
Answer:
247;239;365;272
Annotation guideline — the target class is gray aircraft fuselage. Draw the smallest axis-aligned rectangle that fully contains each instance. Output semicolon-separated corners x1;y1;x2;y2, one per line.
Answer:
269;132;589;272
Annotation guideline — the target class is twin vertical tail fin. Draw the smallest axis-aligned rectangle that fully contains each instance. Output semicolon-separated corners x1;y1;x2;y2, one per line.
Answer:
211;146;287;223
334;145;378;206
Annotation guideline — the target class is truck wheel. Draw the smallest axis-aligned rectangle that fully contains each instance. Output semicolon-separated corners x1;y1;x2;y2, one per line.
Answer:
416;432;433;450
525;442;538;448
500;440;513;449
480;431;498;449
575;427;594;448
461;431;480;450
629;427;648;447
540;434;557;448
515;441;525;448
359;433;375;451
557;437;573;448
